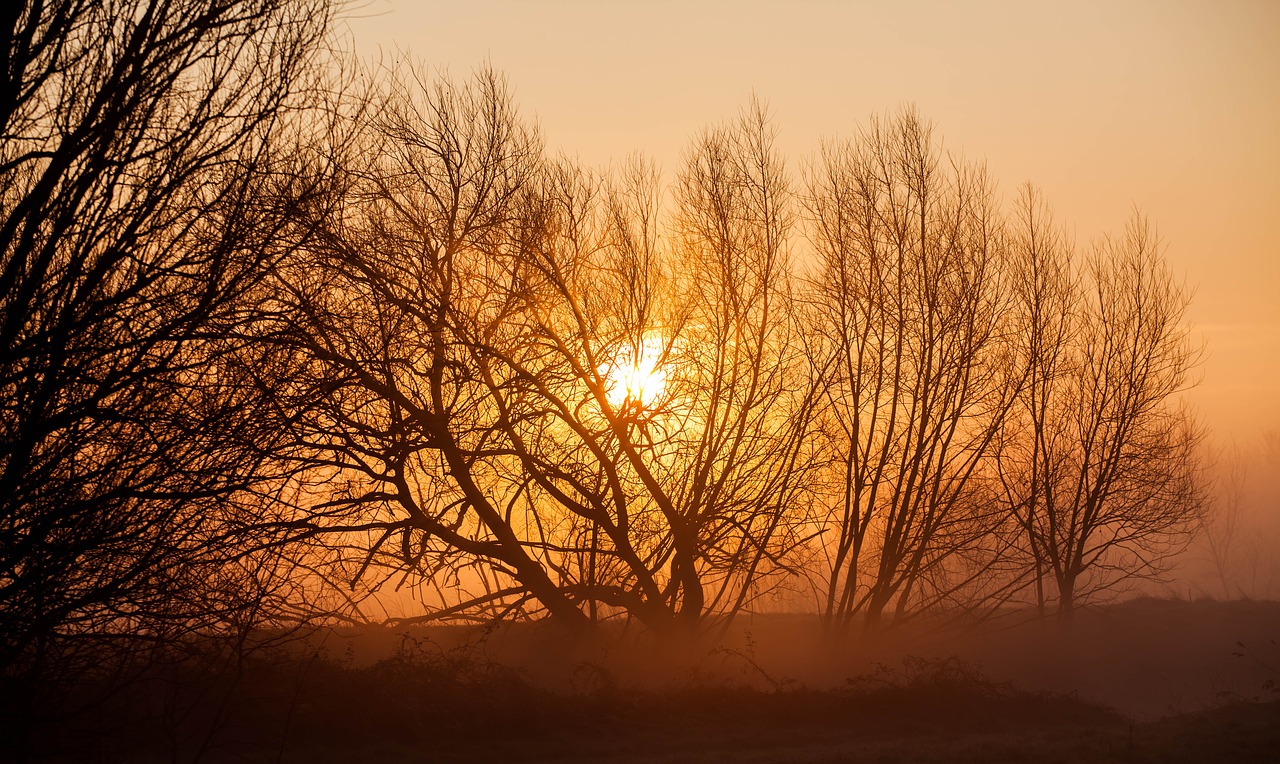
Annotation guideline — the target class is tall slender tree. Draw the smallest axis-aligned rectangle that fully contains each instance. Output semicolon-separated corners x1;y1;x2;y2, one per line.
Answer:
803;107;1020;634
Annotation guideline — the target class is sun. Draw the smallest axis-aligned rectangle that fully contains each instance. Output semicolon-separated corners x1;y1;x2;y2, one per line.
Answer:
600;334;668;411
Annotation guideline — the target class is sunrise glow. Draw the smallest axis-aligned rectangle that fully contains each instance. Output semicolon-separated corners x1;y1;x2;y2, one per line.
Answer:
600;334;668;411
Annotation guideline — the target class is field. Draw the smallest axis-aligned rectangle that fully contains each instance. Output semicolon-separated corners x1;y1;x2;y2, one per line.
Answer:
21;598;1280;763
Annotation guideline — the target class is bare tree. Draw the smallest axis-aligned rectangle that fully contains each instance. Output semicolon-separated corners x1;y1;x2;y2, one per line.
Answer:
266;64;600;629
802;108;1021;635
1196;443;1248;599
1003;205;1206;623
661;99;822;629
1189;434;1280;601
0;0;334;740
274;77;819;635
995;184;1080;615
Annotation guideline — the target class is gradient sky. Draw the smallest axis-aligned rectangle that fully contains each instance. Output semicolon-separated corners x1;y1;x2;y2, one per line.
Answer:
345;0;1280;446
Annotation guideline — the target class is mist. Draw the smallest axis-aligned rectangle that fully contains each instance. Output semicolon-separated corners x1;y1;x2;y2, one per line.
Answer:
2;1;1278;762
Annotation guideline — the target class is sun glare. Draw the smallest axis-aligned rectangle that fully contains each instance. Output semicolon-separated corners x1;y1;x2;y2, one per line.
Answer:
600;334;668;411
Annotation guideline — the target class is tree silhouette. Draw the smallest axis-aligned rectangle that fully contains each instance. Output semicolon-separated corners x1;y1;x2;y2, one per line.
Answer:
0;0;332;734
1;0;1212;687
802;108;1021;634
1001;190;1205;623
271;71;820;634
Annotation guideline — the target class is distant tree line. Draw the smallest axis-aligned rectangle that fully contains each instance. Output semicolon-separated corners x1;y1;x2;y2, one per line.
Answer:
0;0;1207;732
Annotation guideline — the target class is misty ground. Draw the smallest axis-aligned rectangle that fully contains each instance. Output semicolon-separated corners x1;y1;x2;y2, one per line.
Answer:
26;598;1280;763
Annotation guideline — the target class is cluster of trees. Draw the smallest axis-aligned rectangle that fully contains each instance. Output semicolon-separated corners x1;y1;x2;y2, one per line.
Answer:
2;0;1208;712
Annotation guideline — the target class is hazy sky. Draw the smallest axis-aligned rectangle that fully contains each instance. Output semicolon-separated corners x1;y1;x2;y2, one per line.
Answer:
345;0;1280;445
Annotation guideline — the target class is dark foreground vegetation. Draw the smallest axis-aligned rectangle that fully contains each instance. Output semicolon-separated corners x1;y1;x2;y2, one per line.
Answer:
28;660;1279;763
9;599;1280;763
14;643;1280;763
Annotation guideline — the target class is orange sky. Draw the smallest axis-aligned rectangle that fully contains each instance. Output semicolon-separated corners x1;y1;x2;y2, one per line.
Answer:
346;0;1280;446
